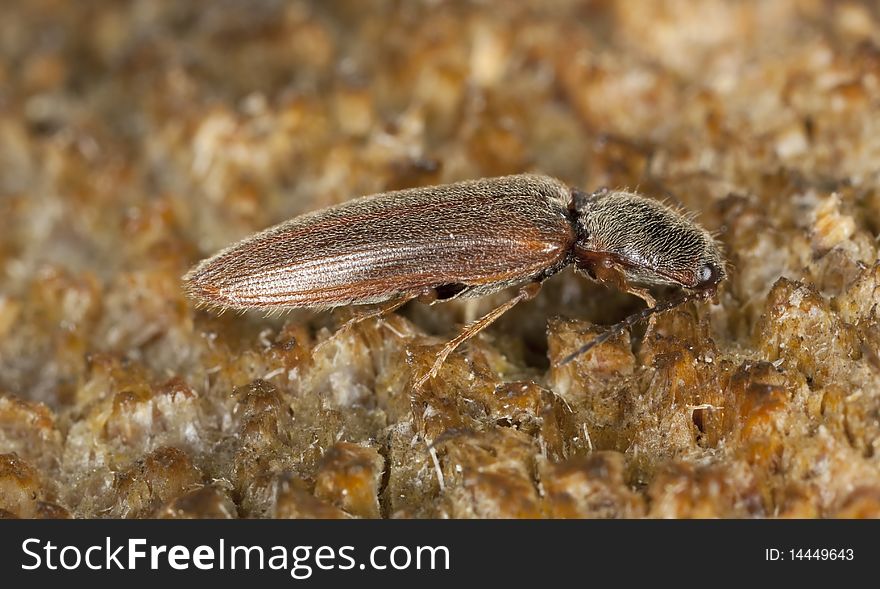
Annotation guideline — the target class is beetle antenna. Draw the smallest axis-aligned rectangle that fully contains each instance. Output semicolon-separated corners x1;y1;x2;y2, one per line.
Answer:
557;289;704;366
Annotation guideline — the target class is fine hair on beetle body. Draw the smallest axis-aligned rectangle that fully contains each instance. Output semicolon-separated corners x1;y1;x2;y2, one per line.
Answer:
183;174;726;389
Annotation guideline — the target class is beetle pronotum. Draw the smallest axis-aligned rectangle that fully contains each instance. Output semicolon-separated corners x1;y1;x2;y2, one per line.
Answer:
183;174;725;387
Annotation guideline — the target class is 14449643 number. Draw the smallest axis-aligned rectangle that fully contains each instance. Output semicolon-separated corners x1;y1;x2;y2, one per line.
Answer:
789;549;854;561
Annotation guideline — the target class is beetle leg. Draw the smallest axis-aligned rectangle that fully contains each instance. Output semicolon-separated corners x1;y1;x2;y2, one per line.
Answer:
313;293;419;356
623;284;656;308
337;293;418;332
620;282;661;335
413;282;541;390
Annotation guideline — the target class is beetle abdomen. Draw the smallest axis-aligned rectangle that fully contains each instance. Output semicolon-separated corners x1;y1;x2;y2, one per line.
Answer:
183;174;575;309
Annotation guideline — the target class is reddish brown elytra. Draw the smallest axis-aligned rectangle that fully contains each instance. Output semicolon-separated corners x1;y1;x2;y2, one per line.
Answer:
183;174;725;387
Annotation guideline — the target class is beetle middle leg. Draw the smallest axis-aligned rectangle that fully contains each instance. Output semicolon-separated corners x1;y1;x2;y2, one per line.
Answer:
413;282;542;390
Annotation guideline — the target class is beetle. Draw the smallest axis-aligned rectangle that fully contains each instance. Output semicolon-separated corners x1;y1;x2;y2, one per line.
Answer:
183;174;725;387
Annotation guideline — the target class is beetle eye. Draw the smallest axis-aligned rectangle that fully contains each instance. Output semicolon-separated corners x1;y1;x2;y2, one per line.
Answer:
698;263;715;284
